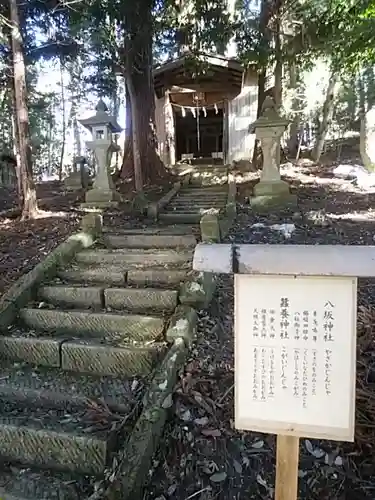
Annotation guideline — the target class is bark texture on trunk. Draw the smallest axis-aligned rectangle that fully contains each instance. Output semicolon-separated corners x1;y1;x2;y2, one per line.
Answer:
287;59;300;156
120;0;167;188
58;58;66;181
252;0;271;167
311;72;338;162
10;0;38;219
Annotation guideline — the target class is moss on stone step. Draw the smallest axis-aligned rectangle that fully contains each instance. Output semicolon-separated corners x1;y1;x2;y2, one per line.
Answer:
0;401;111;474
104;288;178;312
19;308;165;341
0;335;61;367
75;248;193;266
39;285;103;308
61;340;165;376
102;233;196;249
127;269;189;287
57;265;127;285
0;363;138;412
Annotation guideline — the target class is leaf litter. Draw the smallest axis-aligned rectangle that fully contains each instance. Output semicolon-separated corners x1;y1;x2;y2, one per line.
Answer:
144;159;375;500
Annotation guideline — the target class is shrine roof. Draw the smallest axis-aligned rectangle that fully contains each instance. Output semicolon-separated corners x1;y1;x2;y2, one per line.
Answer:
153;52;252;98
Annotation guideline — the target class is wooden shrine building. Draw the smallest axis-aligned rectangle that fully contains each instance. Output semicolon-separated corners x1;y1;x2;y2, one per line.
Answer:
153;53;259;166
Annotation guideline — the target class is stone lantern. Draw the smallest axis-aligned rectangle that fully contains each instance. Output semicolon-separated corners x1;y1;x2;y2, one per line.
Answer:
249;97;296;209
79;99;122;208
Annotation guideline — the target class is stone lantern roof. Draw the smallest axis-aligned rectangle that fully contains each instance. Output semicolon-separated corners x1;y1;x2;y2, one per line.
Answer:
249;96;289;133
79;99;122;133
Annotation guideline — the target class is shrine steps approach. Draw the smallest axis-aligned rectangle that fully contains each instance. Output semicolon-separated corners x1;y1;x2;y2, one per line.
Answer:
0;176;236;499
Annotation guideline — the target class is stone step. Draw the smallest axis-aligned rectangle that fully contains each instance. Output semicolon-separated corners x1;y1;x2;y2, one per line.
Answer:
158;213;202;224
0;363;135;412
102;233;197;249
0;401;112;474
39;285;104;309
57;265;127;286
19;308;165;341
177;192;227;198
127;268;190;287
105;287;178;312
102;225;197;235
60;339;164;376
0;468;82;500
0;331;163;375
75;248;193;267
168;203;226;210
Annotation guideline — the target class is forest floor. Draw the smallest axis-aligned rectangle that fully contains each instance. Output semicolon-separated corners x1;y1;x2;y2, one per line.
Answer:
144;151;375;500
0;178;172;295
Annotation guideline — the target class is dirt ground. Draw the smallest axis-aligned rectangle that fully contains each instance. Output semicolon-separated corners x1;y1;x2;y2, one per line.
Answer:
144;157;375;500
0;178;175;295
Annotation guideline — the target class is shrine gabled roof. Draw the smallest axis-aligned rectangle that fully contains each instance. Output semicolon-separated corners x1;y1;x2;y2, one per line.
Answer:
153;52;248;98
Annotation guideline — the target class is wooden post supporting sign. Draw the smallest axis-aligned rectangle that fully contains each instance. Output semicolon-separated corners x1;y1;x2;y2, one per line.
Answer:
192;243;375;500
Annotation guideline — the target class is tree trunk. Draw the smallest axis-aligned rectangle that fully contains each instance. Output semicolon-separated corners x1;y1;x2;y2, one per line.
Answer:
9;0;38;219
10;90;22;206
120;82;133;179
311;72;338;162
252;0;271;167
274;15;283;110
287;59;300;156
120;0;168;188
58;57;66;181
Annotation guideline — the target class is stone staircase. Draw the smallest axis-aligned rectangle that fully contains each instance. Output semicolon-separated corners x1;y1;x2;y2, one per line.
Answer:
0;173;235;499
159;181;230;224
0;223;203;498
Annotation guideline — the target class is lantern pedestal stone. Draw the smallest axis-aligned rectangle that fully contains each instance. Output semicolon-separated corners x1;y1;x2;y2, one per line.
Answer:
249;97;296;211
83;141;120;208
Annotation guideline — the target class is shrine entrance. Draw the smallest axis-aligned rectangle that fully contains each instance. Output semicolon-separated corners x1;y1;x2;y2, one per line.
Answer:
174;105;224;162
153;54;244;166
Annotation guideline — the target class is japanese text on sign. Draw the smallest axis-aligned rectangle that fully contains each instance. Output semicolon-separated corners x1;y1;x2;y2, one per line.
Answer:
235;275;356;441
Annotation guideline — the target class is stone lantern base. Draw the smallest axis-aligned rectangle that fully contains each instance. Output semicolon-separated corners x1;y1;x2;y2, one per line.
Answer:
250;179;297;212
81;187;121;209
64;170;91;191
64;172;83;191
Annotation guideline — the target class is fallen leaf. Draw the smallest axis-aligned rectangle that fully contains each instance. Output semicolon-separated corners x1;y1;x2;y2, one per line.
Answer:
181;409;192;422
305;439;325;458
256;474;268;489
162;394;173;409
233;459;243;475
209;471;227;483
201;428;221;437
334;456;343;466
194;416;209;426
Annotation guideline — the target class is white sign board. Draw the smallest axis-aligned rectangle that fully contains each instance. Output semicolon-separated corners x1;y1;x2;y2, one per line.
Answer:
235;274;357;441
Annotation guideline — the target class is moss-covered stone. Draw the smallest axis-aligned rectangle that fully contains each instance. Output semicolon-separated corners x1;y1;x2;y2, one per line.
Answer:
127;269;189;287
61;341;163;376
38;285;103;309
166;305;197;345
0;335;61;367
19;308;165;341
179;272;216;308
104;288;178;312
200;213;221;243
81;212;102;237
